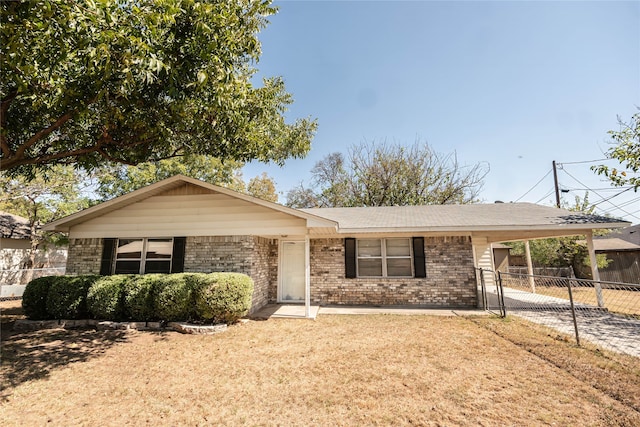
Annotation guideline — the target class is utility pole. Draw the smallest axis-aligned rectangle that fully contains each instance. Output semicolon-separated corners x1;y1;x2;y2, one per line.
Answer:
552;160;561;208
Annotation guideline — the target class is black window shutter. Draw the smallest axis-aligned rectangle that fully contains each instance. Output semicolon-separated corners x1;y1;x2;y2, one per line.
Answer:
412;237;426;278
344;238;357;278
171;237;187;273
100;238;116;276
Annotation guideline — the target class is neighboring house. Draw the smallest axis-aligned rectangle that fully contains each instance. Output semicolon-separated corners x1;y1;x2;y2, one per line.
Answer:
593;225;640;284
0;211;31;251
44;175;629;314
0;212;67;296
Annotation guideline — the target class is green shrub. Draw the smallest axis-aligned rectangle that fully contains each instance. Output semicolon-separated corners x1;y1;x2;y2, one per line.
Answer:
87;275;129;320
154;274;193;321
195;273;254;324
123;275;159;321
46;275;100;319
22;276;58;320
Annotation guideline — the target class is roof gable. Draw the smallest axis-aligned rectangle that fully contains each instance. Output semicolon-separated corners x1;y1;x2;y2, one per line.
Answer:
45;175;336;233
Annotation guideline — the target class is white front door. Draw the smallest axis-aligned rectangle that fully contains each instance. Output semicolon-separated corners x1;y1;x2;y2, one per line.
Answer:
279;241;306;302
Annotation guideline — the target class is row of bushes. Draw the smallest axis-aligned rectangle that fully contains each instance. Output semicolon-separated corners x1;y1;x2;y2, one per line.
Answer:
22;273;254;324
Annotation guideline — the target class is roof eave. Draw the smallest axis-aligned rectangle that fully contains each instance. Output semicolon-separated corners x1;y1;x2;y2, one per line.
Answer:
335;221;630;234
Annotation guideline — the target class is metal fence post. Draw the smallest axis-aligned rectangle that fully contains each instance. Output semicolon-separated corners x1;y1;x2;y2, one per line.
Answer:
497;271;506;317
479;268;488;311
565;278;581;346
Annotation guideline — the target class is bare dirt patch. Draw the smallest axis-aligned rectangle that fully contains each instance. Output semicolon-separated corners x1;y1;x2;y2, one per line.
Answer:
1;314;638;426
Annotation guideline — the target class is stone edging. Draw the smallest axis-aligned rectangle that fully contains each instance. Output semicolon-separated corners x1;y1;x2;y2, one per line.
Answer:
13;319;228;335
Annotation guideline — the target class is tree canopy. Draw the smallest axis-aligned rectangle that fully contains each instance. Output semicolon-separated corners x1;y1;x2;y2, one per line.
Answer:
592;111;639;190
95;155;245;199
95;155;278;203
1;0;316;176
286;141;489;208
0;165;91;248
247;172;278;202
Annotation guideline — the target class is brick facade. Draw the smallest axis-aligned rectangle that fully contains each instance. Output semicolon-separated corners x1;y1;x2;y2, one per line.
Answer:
184;236;278;313
66;238;103;275
66;235;476;311
309;236;477;307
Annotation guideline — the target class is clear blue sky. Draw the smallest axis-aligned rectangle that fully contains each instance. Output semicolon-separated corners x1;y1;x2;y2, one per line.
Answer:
243;0;640;223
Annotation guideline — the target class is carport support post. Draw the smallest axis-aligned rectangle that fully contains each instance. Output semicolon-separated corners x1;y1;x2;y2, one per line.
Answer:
524;240;536;293
586;231;605;308
305;235;311;318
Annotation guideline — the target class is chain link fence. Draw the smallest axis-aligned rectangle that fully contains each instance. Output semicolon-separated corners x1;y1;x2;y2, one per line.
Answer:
478;268;640;357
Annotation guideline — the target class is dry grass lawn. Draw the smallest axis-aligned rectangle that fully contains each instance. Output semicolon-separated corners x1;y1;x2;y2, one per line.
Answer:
1;300;639;426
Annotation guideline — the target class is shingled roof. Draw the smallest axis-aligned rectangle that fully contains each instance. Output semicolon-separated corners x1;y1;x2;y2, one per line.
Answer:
301;203;628;233
0;212;31;240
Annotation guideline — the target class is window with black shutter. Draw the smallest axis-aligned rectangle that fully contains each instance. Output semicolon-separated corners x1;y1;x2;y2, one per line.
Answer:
345;237;427;278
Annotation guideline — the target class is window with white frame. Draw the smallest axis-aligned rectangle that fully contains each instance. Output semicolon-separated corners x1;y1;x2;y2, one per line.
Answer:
356;238;412;277
114;238;173;274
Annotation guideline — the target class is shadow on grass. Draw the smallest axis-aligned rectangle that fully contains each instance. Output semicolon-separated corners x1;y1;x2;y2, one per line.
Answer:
0;328;129;400
0;303;25;320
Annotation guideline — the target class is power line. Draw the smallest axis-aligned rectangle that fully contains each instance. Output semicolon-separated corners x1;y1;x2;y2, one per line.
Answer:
514;169;552;202
534;188;555;204
557;158;613;165
562;186;636;192
561;168;640;220
590;186;634;207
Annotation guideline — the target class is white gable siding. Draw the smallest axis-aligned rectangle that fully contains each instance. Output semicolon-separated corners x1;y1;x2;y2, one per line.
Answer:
68;193;307;238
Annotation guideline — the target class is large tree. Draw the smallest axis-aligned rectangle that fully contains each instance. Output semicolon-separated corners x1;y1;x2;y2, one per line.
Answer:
0;166;91;276
246;172;278;202
286;141;489;208
1;0;316;176
95;155;280;203
95;155;246;199
592;111;639;190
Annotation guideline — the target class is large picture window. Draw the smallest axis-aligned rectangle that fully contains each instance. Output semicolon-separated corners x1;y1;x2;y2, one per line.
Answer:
114;238;173;274
356;238;412;277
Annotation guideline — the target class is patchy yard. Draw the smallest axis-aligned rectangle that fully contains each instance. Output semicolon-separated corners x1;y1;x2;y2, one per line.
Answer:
1;305;639;426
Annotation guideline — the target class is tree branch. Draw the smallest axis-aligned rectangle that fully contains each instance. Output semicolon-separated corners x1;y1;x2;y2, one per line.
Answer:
0;90;18;157
14;110;78;160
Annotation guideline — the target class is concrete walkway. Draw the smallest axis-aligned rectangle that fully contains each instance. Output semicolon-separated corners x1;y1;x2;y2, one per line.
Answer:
250;304;487;319
319;306;487;316
250;304;321;320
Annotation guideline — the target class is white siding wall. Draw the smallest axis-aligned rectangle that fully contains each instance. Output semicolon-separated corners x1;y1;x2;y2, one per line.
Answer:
68;193;307;238
472;237;496;288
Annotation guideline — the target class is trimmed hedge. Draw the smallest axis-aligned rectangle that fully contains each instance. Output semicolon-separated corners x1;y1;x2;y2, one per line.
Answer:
22;276;58;320
195;273;254;324
46;275;100;319
23;272;254;324
154;274;194;322
87;275;129;321
123;275;159;321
